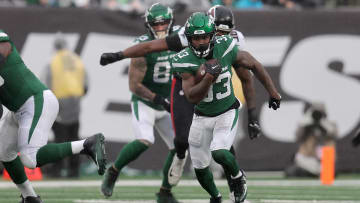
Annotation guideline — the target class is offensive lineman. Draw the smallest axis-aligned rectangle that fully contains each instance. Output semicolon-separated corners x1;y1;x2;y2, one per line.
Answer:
171;12;281;203
100;3;180;203
0;30;106;203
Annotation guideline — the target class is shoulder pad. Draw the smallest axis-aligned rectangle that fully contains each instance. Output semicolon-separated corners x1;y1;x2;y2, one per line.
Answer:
230;30;246;50
172;25;181;32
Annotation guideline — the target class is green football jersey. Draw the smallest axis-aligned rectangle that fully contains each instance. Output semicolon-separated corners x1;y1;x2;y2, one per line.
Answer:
0;30;47;112
171;35;239;116
131;26;181;110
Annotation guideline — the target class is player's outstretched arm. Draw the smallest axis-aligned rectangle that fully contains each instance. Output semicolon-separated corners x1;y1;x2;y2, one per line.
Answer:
0;42;11;67
100;39;169;66
233;50;281;110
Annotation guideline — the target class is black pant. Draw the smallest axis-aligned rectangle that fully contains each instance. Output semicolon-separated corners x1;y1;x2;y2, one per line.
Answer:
170;77;194;159
51;121;80;178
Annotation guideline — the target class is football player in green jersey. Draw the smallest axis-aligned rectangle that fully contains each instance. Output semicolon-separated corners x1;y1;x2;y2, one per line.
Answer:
0;30;107;203
100;3;180;203
170;13;281;203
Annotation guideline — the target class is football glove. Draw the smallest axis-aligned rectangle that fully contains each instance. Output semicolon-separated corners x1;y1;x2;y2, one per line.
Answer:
204;59;222;78
153;94;170;113
268;95;281;110
248;108;261;140
100;51;124;66
352;129;360;147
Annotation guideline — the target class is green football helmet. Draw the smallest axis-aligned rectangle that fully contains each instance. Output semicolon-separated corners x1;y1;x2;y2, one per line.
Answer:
145;3;174;39
185;12;216;58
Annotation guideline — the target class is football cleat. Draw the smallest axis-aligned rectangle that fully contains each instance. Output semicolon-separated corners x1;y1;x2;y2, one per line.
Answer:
168;151;188;186
210;195;222;203
231;170;247;203
156;190;180;203
101;166;119;198
81;133;107;175
20;195;43;203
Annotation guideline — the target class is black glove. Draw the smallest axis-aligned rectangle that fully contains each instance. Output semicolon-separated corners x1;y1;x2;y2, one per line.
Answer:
268;95;281;110
352;130;360;147
204;59;222;78
100;51;124;66
153;94;170;113
248;108;262;140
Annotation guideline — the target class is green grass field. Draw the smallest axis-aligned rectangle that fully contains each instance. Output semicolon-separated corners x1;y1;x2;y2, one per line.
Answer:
1;174;360;203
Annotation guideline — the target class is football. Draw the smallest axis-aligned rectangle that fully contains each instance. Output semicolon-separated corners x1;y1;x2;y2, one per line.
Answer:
195;64;206;83
194;59;220;83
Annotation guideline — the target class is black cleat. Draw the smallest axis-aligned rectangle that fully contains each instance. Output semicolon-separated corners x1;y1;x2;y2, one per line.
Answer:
81;133;107;175
209;195;222;203
101;166;119;198
231;170;247;203
156;189;180;203
20;195;43;203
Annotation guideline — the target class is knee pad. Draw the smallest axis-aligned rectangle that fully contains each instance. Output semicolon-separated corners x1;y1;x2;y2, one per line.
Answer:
19;152;37;169
212;149;233;166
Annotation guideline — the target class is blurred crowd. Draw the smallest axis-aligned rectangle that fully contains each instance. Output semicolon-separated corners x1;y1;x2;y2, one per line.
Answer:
0;0;359;10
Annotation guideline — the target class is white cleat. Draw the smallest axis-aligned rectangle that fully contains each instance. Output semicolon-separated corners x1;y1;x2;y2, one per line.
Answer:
168;151;188;186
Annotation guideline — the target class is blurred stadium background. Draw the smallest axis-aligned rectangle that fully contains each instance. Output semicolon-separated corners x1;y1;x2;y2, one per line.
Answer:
1;0;360;202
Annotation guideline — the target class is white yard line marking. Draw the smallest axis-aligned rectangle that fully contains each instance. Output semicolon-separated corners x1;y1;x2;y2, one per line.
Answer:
74;200;245;203
1;179;360;188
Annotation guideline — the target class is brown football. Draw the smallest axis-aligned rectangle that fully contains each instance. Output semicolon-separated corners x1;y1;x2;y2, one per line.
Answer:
195;64;206;83
194;59;219;83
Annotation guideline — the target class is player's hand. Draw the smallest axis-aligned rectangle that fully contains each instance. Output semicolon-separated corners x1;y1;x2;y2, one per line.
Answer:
204;59;222;78
100;51;124;66
153;94;170;113
352;129;360;147
248;120;261;140
269;94;281;110
248;108;261;140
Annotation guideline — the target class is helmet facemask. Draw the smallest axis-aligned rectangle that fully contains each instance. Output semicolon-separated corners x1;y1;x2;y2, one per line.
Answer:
184;12;216;58
147;19;172;39
187;32;215;58
145;3;173;39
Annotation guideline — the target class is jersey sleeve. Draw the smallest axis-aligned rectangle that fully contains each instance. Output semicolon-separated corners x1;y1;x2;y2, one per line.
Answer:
0;30;10;42
166;26;188;52
171;49;198;75
230;30;246;50
218;35;239;65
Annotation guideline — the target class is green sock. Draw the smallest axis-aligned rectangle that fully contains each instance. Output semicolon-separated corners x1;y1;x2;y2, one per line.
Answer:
224;147;236;191
212;149;240;177
36;143;72;167
114;140;149;171
194;167;219;197
161;149;176;189
2;156;27;184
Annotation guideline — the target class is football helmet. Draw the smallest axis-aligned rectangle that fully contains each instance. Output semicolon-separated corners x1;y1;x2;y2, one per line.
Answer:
184;12;216;58
207;5;235;34
145;3;174;39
